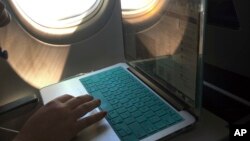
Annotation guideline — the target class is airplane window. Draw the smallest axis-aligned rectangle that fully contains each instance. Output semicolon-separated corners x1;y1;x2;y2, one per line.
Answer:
120;0;165;32
121;0;158;16
12;0;101;28
7;0;116;44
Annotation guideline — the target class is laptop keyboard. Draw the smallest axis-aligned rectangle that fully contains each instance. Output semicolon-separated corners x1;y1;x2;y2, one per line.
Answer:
80;66;183;141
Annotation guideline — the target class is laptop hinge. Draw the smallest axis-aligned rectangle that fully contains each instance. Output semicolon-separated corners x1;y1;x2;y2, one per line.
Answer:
128;67;185;111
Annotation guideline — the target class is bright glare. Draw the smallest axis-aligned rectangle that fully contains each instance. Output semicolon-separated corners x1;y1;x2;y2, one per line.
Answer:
13;0;101;28
121;0;158;15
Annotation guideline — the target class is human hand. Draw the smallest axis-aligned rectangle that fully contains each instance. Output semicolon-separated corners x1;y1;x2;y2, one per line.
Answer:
13;94;106;141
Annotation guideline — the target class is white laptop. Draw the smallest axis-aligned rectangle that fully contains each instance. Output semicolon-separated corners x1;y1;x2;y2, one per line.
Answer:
40;0;206;141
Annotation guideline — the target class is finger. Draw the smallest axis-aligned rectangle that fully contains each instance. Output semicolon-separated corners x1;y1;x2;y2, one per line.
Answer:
73;99;101;118
66;95;93;109
55;94;74;103
76;111;107;132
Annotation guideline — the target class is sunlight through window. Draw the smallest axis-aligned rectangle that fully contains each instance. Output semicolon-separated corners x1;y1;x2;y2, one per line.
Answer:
8;0;115;44
121;0;158;16
12;0;102;28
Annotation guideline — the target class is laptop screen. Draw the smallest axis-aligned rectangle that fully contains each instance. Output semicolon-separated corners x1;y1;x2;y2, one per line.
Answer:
122;0;205;111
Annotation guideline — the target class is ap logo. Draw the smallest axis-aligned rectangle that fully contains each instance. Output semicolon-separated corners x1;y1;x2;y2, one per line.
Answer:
234;129;247;136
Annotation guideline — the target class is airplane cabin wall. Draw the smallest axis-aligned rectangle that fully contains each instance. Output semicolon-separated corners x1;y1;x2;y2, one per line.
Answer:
0;1;125;88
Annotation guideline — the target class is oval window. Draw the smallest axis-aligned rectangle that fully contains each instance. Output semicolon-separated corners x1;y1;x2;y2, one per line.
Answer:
121;0;159;17
7;0;116;45
120;0;166;32
13;0;101;28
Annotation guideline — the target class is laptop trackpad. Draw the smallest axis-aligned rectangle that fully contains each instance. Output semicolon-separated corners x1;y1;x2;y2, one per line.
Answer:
74;110;119;141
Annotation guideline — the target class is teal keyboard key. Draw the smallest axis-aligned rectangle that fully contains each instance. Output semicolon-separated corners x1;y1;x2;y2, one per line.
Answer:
140;106;150;112
150;105;162;112
141;121;157;134
133;110;142;118
144;111;155;118
154;121;167;129
136;115;147;123
124;117;136;125
128;106;137;113
120;112;130;119
79;66;183;141
128;122;147;138
122;134;138;141
149;116;161;123
111;116;123;124
113;123;132;135
108;110;119;119
117;107;127;114
118;129;128;137
156;109;167;116
134;102;144;108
